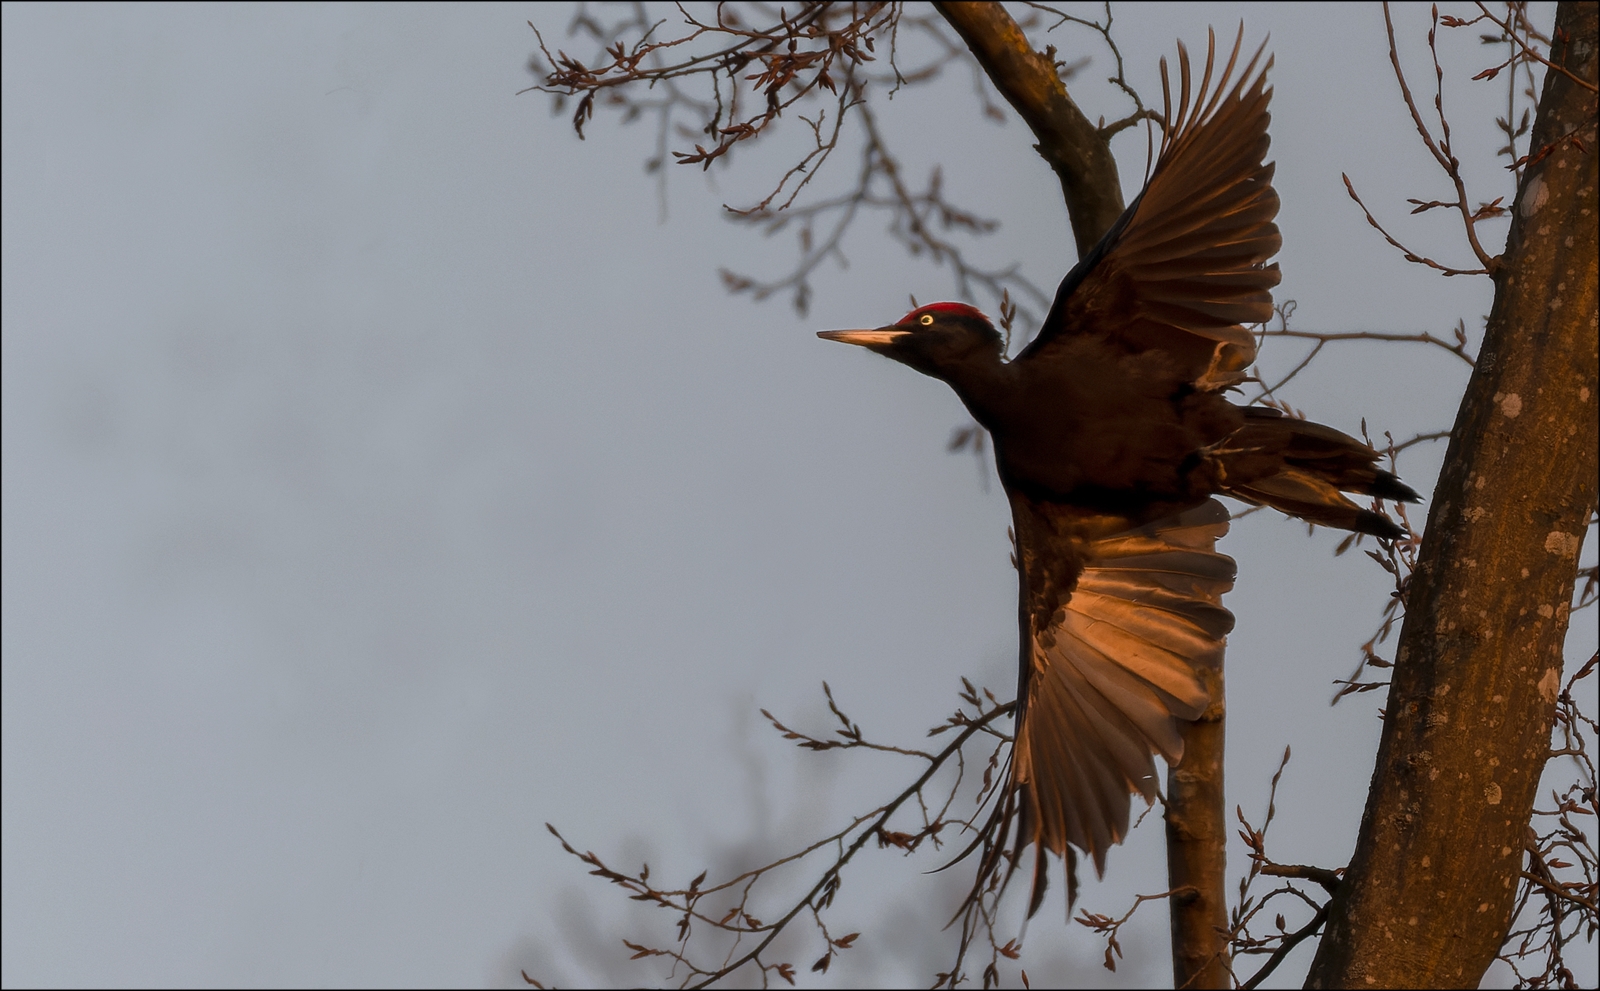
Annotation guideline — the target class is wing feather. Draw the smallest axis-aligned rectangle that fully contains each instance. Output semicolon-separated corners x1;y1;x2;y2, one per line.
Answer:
1009;497;1236;882
1020;29;1280;390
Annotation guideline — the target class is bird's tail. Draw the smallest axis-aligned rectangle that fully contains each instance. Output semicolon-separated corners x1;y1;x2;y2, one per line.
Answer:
1216;406;1420;538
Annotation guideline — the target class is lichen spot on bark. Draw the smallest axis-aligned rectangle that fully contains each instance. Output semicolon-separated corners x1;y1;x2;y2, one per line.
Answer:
1485;782;1503;805
1520;172;1548;216
1544;530;1582;556
1539;667;1561;702
1493;392;1523;418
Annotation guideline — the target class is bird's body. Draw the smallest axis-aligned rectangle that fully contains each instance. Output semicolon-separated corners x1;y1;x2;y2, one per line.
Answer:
819;32;1418;900
929;323;1241;512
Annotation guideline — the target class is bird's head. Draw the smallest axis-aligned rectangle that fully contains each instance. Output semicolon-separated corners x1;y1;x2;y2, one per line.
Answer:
817;302;1003;380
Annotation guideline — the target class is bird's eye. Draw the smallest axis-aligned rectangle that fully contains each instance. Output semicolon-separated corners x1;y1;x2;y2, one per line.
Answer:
919;314;934;325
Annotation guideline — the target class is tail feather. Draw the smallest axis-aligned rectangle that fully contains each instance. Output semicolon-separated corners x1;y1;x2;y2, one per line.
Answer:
1220;407;1420;537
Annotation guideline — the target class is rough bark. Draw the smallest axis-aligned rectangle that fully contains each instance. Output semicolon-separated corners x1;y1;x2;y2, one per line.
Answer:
931;1;1127;258
932;5;1231;986
1305;3;1599;987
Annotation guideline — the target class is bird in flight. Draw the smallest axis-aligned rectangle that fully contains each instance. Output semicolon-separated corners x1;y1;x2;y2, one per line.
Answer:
818;31;1417;908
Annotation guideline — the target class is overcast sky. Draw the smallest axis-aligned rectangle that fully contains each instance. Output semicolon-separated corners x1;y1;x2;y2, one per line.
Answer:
3;3;1592;988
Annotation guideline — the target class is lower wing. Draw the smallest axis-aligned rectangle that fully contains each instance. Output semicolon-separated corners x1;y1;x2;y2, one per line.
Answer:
1009;497;1237;878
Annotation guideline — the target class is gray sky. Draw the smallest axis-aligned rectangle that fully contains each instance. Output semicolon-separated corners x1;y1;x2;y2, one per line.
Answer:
3;2;1591;988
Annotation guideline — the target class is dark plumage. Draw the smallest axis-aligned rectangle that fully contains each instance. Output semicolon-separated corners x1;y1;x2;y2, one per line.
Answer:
818;31;1418;904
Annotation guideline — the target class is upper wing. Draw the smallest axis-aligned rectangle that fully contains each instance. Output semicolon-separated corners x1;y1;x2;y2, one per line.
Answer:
1007;497;1236;876
1017;29;1280;390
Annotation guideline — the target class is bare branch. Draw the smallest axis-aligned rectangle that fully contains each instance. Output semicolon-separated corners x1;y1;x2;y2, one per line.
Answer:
539;681;1024;988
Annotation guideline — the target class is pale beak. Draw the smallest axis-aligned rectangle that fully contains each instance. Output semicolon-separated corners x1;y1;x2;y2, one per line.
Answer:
817;328;910;347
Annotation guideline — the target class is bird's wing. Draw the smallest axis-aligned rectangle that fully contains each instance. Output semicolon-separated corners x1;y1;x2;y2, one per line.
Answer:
1017;29;1279;390
1008;496;1236;877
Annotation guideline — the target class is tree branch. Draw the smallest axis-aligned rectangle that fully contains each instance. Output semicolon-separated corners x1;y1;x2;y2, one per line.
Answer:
931;1;1126;255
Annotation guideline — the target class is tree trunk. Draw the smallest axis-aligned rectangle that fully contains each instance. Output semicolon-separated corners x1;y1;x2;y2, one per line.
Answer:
933;6;1232;986
1305;3;1599;986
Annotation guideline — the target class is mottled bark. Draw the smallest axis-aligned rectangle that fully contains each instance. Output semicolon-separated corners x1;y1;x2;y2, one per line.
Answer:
932;5;1231;986
1305;3;1600;987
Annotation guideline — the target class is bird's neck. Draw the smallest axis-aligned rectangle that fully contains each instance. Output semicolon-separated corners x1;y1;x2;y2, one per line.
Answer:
935;352;1017;432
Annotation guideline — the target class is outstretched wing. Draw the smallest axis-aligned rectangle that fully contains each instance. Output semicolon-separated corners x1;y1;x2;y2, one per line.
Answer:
1007;497;1236;879
1018;29;1280;391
